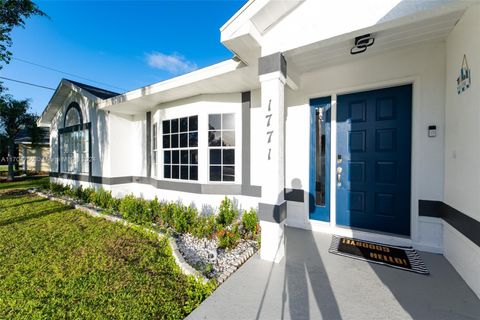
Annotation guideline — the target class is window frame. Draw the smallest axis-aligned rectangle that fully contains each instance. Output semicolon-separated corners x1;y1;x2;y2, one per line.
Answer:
57;102;91;176
161;115;199;181
208;113;236;183
152;122;158;177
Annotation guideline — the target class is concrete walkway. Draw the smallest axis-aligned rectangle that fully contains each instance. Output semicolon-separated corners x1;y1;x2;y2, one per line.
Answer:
188;227;480;320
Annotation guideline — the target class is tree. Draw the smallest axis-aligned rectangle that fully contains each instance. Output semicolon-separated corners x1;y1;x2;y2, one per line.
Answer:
0;0;46;67
0;95;37;181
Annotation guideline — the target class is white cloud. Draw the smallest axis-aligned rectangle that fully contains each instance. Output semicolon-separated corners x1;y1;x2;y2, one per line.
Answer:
146;52;198;75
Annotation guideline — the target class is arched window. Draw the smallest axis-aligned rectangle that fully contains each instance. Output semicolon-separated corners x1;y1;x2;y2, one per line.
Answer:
65;106;82;127
59;102;89;174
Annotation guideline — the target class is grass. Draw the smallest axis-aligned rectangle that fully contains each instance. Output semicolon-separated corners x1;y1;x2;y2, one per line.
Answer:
0;176;49;190
0;165;7;172
0;181;213;319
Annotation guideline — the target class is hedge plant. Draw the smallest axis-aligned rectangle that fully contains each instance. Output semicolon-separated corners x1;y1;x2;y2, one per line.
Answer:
44;183;259;246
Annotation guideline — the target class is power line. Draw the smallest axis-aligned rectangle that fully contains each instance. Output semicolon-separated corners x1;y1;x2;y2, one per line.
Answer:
12;57;126;92
0;76;56;91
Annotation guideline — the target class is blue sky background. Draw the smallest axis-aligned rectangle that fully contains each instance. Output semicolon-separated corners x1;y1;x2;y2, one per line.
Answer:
1;0;246;115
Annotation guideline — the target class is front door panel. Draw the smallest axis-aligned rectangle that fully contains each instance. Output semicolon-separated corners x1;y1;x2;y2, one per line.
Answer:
336;85;412;236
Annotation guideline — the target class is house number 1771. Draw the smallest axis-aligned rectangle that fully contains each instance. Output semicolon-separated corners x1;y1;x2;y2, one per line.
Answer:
266;99;273;160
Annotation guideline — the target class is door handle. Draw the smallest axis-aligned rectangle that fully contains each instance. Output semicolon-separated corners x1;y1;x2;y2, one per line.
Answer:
337;166;343;186
337;154;343;186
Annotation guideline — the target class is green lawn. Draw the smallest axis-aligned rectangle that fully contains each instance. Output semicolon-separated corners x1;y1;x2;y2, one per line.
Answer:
0;176;49;190
0;181;212;319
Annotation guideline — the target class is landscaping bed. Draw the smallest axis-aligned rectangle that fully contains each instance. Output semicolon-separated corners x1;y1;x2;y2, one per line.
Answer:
36;182;261;282
0;186;214;319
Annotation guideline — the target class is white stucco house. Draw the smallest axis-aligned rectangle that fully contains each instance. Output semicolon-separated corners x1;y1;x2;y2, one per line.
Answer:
38;0;480;297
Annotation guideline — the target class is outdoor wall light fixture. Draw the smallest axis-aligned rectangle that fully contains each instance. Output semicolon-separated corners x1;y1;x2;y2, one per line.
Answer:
350;34;375;55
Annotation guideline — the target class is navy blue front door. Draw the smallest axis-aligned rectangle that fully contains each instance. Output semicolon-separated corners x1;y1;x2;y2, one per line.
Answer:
336;85;412;236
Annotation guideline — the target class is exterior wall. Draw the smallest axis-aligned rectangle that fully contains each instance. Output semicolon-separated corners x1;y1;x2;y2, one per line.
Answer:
51;92;262;215
444;5;480;224
109;112;145;178
19;144;50;172
444;4;480;298
49;90;110;177
284;41;447;248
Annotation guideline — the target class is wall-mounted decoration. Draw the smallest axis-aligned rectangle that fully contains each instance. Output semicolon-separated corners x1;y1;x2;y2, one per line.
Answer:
350;34;375;55
457;54;471;94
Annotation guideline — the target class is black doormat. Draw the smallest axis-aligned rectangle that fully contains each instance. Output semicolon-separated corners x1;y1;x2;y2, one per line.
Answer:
329;236;429;275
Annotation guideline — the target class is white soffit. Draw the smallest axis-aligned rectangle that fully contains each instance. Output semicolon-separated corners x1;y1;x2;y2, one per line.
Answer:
99;59;259;115
250;0;304;34
284;8;466;73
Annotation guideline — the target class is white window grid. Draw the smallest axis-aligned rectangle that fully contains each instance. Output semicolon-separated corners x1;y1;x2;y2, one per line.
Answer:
162;116;198;181
208;113;235;182
61;129;89;174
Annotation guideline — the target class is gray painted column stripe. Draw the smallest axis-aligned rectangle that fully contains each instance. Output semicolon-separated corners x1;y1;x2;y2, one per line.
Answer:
419;200;480;247
258;52;287;77
242;91;251;187
146;111;152;178
285;188;304;202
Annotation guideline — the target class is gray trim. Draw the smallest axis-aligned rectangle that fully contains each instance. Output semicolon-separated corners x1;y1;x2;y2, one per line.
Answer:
258;52;287;77
285;188;304;202
241;91;251;186
419;200;480;247
49;172;262;197
146;111;152;178
418;200;441;218
259;201;287;223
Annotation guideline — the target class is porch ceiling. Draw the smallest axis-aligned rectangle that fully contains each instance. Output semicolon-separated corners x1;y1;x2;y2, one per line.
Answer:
284;9;465;74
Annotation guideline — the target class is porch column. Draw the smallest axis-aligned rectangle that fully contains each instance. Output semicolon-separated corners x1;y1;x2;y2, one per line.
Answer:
258;52;287;263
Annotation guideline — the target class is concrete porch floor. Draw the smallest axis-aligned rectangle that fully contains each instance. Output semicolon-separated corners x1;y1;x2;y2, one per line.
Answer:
188;227;480;320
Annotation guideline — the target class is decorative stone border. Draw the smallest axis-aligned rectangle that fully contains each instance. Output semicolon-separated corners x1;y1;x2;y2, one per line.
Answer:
217;246;256;284
27;189;258;285
28;189;208;284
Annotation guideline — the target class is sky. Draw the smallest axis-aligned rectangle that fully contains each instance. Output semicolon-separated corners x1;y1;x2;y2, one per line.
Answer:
1;0;246;115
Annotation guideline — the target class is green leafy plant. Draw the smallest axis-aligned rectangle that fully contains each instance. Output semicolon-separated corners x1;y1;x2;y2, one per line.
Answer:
216;197;237;226
119;194;150;225
79;187;95;204
191;214;217;239
173;205;197;233
90;188;114;210
242;208;259;238
217;223;240;249
49;182;67;195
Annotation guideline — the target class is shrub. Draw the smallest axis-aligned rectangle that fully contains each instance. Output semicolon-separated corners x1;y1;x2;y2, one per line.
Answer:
173;205;197;233
216;197;237;226
50;182;67;195
107;197;121;214
191;214;216;239
217;224;240;249
90;188;114;210
242;208;259;238
119;195;150;225
63;185;76;198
